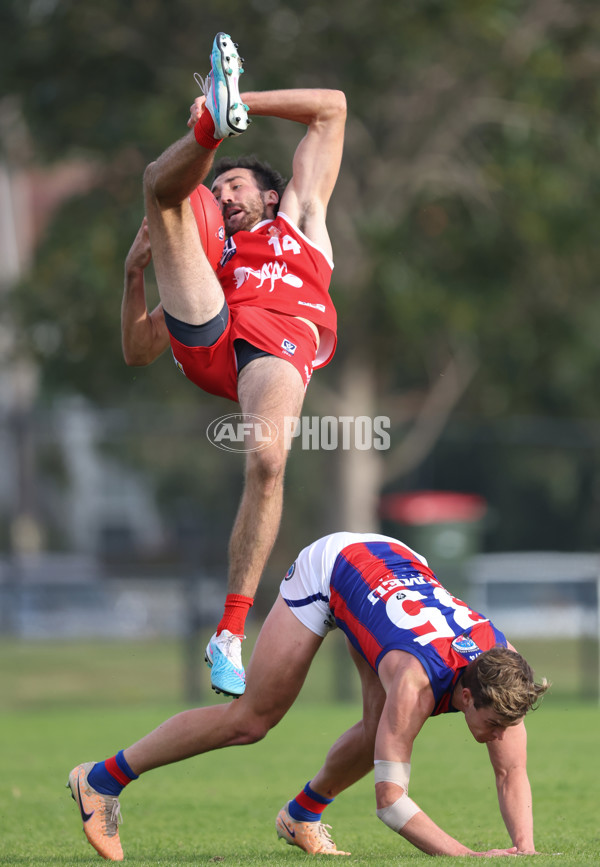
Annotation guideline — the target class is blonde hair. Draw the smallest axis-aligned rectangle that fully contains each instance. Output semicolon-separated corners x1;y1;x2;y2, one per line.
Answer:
462;646;549;723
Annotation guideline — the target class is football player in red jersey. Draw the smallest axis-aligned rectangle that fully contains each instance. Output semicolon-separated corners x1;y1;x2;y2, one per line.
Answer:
120;32;346;697
68;532;548;861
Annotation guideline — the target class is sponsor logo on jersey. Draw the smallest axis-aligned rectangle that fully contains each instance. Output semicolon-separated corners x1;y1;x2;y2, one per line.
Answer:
297;300;326;312
451;634;482;657
281;339;297;356
284;562;296;581
220;236;237;267
367;574;429;606
233;262;303;292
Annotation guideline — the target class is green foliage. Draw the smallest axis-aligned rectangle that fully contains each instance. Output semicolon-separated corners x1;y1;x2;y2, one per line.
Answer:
11;184;187;402
3;0;600;552
336;0;600;417
425;419;600;551
2;0;220;161
6;0;600;413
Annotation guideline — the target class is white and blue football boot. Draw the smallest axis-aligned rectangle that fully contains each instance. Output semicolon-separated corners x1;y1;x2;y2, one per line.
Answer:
194;32;249;138
205;629;246;697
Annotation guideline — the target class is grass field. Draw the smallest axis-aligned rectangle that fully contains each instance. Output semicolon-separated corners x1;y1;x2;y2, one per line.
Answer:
1;634;598;865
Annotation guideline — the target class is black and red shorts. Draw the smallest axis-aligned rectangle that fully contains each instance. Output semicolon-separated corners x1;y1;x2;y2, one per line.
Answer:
165;303;318;403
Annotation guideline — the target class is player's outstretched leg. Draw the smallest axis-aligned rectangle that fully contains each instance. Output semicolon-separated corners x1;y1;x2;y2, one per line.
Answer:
195;32;249;138
67;762;124;861
205;629;246;697
276;803;351;856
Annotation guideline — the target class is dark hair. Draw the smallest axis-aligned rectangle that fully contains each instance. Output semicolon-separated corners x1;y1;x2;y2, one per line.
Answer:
212;156;287;214
462;646;549;722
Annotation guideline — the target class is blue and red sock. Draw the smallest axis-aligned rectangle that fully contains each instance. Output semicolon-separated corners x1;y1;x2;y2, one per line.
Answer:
288;782;334;822
88;750;138;796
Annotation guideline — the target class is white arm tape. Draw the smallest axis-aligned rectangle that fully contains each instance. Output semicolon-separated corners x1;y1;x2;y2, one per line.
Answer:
373;760;411;790
376;794;422;832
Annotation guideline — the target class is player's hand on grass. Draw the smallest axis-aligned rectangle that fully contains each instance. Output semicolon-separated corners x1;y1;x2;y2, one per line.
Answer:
471;847;518;856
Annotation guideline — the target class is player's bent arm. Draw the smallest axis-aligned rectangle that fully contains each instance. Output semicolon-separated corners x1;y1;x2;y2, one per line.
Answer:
121;219;170;366
121;297;170;367
374;653;518;857
241;88;346;126
487;722;538;854
241;89;346;255
374;656;467;855
377;780;518;857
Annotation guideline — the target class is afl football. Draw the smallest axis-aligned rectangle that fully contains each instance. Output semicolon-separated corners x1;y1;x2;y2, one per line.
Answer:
189;185;226;270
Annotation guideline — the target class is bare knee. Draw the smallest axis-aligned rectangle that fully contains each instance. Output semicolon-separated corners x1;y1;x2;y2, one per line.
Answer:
245;447;286;497
226;713;272;746
143;161;173;211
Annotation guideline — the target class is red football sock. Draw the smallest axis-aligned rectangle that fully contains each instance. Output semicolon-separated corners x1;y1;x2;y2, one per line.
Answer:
216;593;254;636
194;110;223;150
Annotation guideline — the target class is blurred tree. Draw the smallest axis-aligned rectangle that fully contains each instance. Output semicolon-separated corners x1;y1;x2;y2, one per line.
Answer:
2;0;600;553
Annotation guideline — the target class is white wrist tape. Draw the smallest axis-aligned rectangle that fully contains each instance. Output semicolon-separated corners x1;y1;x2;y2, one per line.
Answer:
373;760;411;791
376;794;422;832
